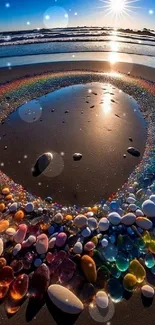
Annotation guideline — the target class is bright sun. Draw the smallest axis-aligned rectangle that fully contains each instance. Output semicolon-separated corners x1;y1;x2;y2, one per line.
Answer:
99;0;140;18
110;0;125;13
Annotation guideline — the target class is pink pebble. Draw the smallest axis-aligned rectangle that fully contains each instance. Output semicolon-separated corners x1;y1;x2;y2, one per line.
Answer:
56;232;67;247
36;234;48;254
14;224;27;243
22;235;36;248
49;237;56;249
84;241;95;252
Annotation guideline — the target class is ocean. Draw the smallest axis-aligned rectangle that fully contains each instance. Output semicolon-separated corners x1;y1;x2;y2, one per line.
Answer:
0;27;155;68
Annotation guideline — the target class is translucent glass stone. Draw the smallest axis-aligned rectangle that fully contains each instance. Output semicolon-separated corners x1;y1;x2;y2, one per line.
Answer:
145;253;155;268
116;253;130;272
108;278;123;302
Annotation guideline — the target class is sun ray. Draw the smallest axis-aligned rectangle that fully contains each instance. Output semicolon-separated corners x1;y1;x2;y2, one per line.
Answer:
98;0;141;19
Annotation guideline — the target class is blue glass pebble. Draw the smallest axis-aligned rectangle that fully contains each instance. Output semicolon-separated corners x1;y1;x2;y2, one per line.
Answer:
34;258;42;267
108;278;123;302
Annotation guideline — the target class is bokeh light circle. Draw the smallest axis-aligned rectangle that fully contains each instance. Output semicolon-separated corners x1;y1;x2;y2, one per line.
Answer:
18;100;42;123
42;151;64;178
43;6;69;29
89;298;115;322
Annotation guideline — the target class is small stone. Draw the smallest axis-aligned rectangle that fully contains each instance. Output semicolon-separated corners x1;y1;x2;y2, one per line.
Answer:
81;255;97;283
88;217;98;230
123;273;137;292
73;153;82;161
128;204;137;212
9;202;18;213
84;241;95;252
98;217;109;231
73;242;83;254
141;285;154;298
0;220;9;232
127;147;140;157
0;203;5;212
49;237;56;249
136;217;152;230
22;235;36;248
56;232;67;247
14;224;27;243
32;152;53;177
6;227;16;237
101;238;108;247
53;213;63;224
108;212;121;225
34;258;42;267
129;259;146;283
142;200;155;218
74;215;87;228
95;291;108;309
0;258;6;269
2;187;10;195
126;196;136;204
31;263;50;298
136;209;144;217
149;195;155;203
0;266;14;285
25;202;34;213
81;227;91;238
10;274;29;300
47;284;84;314
14;210;24;221
36;234;48;254
13;243;22;256
121;213;136;225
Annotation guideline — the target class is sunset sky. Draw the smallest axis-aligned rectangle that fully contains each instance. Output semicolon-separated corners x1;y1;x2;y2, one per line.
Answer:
0;0;155;32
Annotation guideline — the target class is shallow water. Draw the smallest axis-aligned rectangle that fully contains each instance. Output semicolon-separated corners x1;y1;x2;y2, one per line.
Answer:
0;82;147;205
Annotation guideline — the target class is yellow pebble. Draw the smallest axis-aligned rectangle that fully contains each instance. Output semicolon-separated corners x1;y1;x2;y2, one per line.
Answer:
14;210;25;221
129;259;146;283
123;273;137;292
65;215;72;221
2;187;10;195
142;231;151;244
0;220;9;232
0;203;5;212
149;240;155;254
91;236;98;247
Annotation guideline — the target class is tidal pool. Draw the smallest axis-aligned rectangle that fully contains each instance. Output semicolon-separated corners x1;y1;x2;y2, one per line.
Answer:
0;82;147;205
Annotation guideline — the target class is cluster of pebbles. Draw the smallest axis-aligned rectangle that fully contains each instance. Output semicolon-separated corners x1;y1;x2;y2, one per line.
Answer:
0;71;155;318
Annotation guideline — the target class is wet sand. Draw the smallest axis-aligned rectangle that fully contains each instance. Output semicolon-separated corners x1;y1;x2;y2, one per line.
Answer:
0;61;154;325
0;82;146;205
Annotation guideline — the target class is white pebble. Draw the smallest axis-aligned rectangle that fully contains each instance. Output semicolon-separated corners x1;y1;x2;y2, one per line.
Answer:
101;238;108;247
81;227;91;238
95;291;109;309
141;285;154;298
108;212;121;225
98;218;109;231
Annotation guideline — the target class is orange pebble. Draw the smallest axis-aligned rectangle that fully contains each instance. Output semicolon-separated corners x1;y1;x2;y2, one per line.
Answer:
65;215;72;221
0;203;5;212
0;220;9;232
91;206;98;213
14;210;24;221
0;258;7;269
2;188;10;195
5;194;13;200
